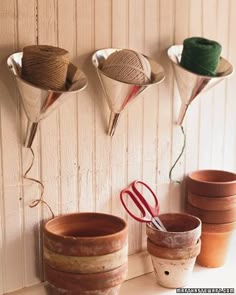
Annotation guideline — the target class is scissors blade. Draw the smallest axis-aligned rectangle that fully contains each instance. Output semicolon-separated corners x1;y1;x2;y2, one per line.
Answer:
152;217;167;231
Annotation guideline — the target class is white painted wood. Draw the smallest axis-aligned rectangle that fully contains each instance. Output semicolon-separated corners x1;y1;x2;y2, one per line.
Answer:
0;1;24;292
17;0;42;287
76;0;96;212
37;0;60;221
0;1;236;294
185;0;202;173
127;0;145;254
94;0;112;214
170;0;189;211
111;0;128;220
223;0;236;171
57;0;78;214
198;0;217;169
141;0;160;249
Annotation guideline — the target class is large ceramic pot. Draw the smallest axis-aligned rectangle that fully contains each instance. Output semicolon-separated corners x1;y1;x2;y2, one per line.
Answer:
187;170;236;197
146;213;201;248
197;221;236;268
43;212;128;294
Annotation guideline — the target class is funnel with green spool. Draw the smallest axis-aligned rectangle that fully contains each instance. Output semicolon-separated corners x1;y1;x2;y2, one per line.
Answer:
167;45;234;125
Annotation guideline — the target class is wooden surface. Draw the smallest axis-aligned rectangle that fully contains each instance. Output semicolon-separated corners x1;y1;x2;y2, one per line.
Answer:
0;0;236;293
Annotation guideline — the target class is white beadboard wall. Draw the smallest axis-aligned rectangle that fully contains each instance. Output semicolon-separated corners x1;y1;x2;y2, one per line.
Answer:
0;0;236;293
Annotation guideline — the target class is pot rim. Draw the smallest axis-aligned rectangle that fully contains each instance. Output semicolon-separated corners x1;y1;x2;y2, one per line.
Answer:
44;212;128;241
146;212;201;234
188;170;236;186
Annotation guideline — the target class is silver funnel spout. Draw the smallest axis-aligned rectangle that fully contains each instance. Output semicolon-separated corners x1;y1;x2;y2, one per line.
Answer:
92;48;165;136
168;45;234;125
7;52;88;147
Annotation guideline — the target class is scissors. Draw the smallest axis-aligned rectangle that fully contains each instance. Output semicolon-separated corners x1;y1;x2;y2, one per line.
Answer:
120;180;167;231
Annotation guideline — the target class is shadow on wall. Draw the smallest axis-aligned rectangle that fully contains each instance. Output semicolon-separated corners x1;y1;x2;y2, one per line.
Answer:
76;51;109;134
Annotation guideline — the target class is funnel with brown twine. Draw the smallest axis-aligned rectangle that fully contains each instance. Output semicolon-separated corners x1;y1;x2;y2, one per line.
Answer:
92;48;165;136
7;45;88;148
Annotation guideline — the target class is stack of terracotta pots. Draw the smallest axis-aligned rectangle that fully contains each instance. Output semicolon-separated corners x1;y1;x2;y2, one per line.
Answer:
146;213;201;288
43;212;128;295
186;169;236;267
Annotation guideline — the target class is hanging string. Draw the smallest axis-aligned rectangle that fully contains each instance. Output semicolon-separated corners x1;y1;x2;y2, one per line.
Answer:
169;126;186;184
24;147;55;219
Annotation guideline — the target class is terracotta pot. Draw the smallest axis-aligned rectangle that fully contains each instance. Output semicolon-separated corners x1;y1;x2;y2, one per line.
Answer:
44;212;128;256
146;213;201;248
147;238;201;260
147;239;201;288
187;170;236;197
186;203;236;224
44;244;128;274
49;285;121;295
197;222;236;268
45;263;128;293
188;192;236;211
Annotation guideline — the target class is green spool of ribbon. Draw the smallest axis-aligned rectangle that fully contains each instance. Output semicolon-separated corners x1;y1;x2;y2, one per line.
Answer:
180;37;222;77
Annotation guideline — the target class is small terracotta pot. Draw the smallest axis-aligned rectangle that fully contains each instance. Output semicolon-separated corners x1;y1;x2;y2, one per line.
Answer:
44;212;128;256
147;239;201;288
146;213;201;248
45;263;128;293
147;238;201;260
197;222;236;268
187;170;236;197
186;203;236;224
188;192;236;211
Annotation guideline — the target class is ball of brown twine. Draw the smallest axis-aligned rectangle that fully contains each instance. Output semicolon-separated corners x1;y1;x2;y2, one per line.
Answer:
22;45;70;91
102;49;151;85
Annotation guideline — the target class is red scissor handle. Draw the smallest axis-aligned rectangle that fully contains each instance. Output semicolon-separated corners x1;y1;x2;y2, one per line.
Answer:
131;180;160;217
120;189;150;222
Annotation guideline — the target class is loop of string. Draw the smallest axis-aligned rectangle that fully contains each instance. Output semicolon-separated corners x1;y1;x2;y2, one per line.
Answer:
169;126;186;184
24;147;55;219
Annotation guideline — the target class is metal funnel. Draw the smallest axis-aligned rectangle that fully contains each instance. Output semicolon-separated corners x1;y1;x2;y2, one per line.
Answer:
92;48;165;136
168;45;234;125
7;52;88;147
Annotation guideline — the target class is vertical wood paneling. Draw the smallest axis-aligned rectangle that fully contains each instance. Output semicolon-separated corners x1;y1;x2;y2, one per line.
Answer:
170;0;189;211
0;0;24;292
0;1;236;293
141;0;160;248
127;0;145;254
94;0;112;213
17;0;42;287
211;0;229;169
157;0;174;182
198;0;217;169
111;0;128;219
38;0;60;219
185;0;202;173
224;0;236;170
57;0;78;213
76;0;95;212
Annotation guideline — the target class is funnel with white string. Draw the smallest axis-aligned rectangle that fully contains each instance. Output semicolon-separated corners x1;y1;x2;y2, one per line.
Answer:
92;48;165;136
7;52;88;148
168;45;234;125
